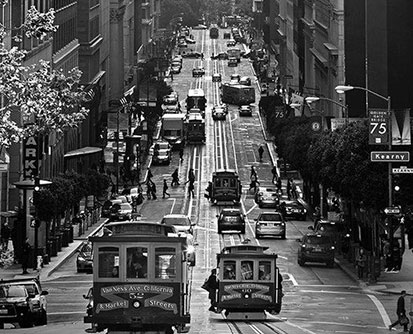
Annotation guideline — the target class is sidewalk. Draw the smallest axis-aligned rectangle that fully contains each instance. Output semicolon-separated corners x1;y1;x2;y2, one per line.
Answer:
262;120;413;297
0;218;108;282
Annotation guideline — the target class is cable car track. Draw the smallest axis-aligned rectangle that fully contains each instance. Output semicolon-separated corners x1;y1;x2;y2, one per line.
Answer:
226;320;289;334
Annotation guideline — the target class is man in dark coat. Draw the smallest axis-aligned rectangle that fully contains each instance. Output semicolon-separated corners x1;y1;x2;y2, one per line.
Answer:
389;290;408;331
22;237;31;274
206;269;219;312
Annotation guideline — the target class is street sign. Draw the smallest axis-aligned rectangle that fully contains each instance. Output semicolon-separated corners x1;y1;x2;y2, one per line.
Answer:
384;206;401;215
370;151;410;162
392;166;413;174
369;109;390;145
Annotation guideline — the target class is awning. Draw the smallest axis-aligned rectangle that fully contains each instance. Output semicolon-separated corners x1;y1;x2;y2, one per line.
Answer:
64;146;103;159
323;43;338;56
310;48;328;67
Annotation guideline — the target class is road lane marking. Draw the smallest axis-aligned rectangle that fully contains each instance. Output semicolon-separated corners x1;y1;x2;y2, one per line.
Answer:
367;294;391;327
286;273;298;286
246;203;257;215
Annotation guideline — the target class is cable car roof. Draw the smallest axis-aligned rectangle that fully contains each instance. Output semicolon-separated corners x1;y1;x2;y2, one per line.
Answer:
220;244;269;254
213;169;238;175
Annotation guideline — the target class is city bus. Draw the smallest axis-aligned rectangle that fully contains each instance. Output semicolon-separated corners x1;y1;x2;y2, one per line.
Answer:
186;88;206;112
209;24;219;39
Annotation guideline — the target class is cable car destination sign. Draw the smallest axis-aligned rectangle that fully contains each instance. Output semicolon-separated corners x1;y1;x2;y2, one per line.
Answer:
370;151;410;162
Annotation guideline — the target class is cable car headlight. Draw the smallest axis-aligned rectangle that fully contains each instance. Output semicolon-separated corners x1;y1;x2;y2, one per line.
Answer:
243;293;250;299
133;301;141;308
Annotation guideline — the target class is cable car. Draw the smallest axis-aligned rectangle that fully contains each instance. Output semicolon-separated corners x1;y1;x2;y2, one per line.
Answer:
208;169;241;205
84;221;191;334
215;244;283;320
185;113;205;144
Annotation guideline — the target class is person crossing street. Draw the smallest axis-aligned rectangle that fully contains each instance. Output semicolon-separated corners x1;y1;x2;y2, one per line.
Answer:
162;179;170;199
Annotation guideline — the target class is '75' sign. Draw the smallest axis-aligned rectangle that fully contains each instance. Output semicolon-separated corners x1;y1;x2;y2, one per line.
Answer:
369;109;390;145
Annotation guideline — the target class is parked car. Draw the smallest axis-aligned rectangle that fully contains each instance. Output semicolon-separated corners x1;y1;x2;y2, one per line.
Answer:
255;212;286;239
109;202;133;221
312;220;346;247
239;76;252;86
297;233;335;267
77;241;93;273
102;198;122;217
170;64;181;74
254;187;279;208
212;105;227;120
0;277;48;328
160;214;195;235
239;105;253;116
284;200;307;220
230;73;240;81
217;208;245;234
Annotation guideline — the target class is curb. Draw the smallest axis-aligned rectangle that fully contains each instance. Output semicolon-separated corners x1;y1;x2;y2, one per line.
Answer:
44;219;109;278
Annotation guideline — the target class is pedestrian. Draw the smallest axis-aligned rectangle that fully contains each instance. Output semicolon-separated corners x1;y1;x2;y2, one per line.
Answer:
250;166;257;178
22;237;31;274
383;239;392;271
389;290;409;332
171;169;180;186
356;248;367;279
276;178;282;194
201;52;204;60
279;201;287;218
286;179;292;200
258;145;264;161
249;172;259;192
291;179;298;199
170;71;173;81
188;168;195;184
271;165;278;184
1;222;11;251
147;167;153;181
205;181;212;201
150;180;157;200
146;182;152;200
162;179;170;199
187;181;195;197
206;269;219;312
179;147;184;162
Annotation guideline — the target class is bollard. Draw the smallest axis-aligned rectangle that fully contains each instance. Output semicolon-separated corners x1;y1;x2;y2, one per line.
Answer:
36;255;43;271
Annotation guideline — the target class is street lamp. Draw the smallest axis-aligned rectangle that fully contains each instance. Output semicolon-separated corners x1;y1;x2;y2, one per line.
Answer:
305;96;348;122
335;85;392;206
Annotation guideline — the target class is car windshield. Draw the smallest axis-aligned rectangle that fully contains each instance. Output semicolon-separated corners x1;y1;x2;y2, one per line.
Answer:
259;213;282;221
0;285;27;298
305;235;332;244
120;203;132;210
162;217;190;226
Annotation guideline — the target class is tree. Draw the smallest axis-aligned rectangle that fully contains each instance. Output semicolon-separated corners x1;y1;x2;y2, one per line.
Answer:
0;5;88;149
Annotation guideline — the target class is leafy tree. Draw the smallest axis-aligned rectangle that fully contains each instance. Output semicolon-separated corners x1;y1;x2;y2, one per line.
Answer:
159;0;198;28
0;5;88;149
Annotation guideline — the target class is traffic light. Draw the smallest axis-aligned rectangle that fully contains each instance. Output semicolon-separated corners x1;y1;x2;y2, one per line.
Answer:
34;176;40;192
393;174;401;193
30;218;41;228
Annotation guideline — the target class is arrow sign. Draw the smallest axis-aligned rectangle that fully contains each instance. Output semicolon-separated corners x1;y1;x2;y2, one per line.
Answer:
384;206;401;215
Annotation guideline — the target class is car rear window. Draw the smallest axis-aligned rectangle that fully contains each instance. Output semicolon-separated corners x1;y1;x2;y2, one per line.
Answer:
259;213;282;221
305;235;332;244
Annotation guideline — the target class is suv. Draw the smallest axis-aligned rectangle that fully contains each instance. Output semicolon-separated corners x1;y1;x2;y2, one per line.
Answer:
312;220;345;247
0;277;48;328
217;208;245;234
297;233;335;267
255;212;285;239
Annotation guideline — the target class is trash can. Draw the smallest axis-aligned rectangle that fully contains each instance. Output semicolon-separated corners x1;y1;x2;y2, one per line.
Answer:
62;229;69;247
49;238;58;257
55;233;63;252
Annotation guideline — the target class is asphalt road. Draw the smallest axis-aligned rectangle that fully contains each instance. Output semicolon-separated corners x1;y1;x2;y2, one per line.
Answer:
2;27;406;334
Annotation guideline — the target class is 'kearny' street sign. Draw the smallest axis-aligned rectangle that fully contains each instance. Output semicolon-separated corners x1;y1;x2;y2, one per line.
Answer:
370;151;410;162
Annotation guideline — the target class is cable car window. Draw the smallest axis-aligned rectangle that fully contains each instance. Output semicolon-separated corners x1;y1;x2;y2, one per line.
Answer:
215;178;221;187
259;261;271;280
155;247;176;279
230;178;236;187
98;247;119;278
223;261;236;280
127;247;148;278
223;179;229;187
241;260;253;280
